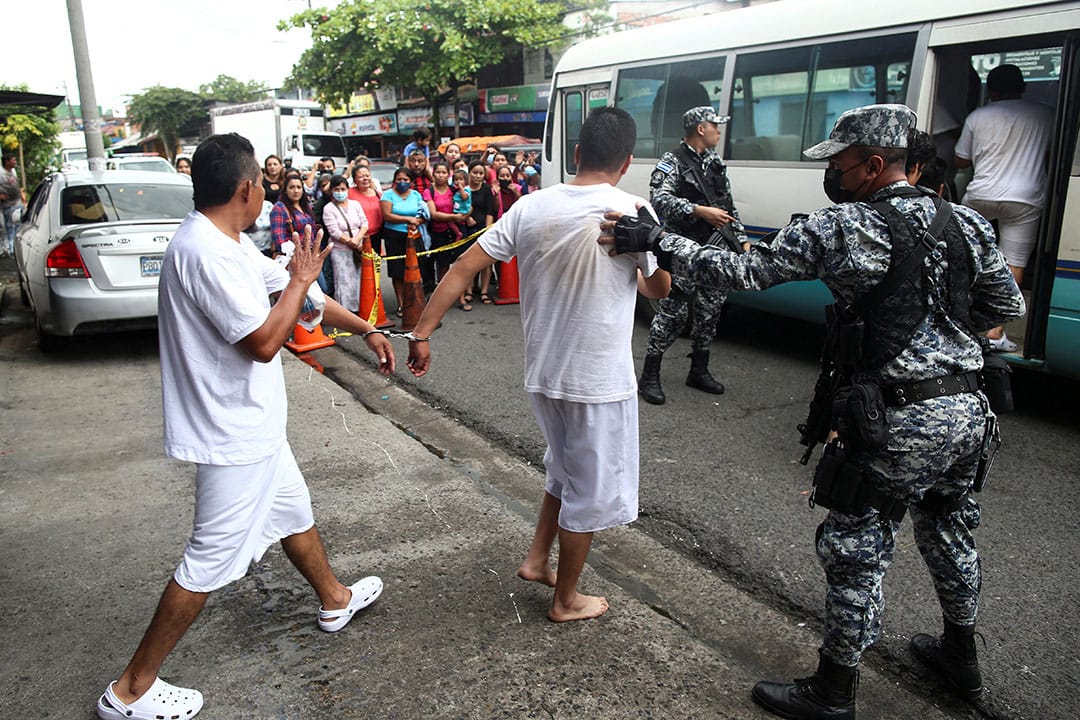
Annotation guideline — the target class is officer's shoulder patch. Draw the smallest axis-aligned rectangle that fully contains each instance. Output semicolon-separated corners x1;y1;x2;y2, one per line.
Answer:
655;160;675;174
650;169;667;186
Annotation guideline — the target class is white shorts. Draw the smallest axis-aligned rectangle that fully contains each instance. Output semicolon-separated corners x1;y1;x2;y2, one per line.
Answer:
174;442;315;593
963;198;1042;269
528;393;639;533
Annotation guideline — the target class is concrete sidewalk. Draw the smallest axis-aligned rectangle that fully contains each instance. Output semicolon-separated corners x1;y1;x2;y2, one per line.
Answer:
0;296;962;718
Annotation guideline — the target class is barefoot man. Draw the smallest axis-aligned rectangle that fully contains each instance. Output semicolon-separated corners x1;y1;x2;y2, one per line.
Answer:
405;107;671;621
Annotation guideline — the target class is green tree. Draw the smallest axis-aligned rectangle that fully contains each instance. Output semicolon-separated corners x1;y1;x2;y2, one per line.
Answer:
0;85;61;192
127;86;205;161
199;74;268;104
281;0;604;135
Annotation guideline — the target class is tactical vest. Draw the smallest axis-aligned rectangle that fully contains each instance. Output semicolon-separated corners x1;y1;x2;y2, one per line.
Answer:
669;144;735;242
856;185;978;371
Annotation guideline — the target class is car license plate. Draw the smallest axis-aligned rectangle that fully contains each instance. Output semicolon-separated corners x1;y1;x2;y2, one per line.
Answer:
140;256;163;277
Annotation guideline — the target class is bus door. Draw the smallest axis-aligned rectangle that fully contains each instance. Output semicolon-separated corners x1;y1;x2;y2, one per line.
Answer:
545;81;609;183
926;23;1080;374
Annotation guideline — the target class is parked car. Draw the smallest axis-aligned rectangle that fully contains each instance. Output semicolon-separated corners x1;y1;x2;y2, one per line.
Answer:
13;170;194;351
105;155;177;173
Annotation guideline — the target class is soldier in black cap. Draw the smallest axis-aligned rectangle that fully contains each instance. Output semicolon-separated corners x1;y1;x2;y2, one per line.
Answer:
638;105;747;405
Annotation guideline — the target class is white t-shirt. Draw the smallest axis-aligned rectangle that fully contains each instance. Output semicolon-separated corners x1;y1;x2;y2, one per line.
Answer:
479;183;659;403
159;211;291;465
955;98;1054;208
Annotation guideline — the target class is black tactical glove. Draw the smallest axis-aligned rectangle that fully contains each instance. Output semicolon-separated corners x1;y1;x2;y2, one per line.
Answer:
613;207;673;270
613;206;663;254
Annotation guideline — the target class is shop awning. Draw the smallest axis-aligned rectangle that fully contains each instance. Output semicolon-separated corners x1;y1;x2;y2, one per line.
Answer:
438;134;540;155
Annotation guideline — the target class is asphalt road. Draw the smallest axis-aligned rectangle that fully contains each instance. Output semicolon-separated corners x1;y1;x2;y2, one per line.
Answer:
2;248;1075;718
331;281;1080;720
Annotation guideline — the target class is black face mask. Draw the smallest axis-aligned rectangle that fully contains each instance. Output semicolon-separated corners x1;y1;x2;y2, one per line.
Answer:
499;178;511;188
822;162;864;204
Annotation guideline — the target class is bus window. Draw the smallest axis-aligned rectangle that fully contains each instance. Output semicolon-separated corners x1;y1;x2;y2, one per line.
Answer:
728;33;915;161
564;91;583;175
614;56;726;158
811;34;916;147
729;46;812;161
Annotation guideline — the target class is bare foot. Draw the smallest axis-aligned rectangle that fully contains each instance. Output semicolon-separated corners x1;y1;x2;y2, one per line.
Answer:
548;593;609;622
517;560;557;587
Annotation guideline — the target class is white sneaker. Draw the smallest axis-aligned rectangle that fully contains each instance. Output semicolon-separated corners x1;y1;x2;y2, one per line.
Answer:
987;333;1018;353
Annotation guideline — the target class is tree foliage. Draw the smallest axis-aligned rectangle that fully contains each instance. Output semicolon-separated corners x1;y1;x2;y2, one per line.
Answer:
199;74;268;104
127;86;205;161
281;0;601;131
0;84;61;191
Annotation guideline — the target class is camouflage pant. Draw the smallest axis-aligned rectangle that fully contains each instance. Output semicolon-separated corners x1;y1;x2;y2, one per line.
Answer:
645;276;727;356
817;393;989;667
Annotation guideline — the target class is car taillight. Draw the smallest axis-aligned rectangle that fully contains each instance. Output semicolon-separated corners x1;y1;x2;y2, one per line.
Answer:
46;239;91;278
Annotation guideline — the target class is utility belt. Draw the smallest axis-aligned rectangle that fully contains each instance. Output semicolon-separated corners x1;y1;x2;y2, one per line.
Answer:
882;371;980;407
833;371;982;451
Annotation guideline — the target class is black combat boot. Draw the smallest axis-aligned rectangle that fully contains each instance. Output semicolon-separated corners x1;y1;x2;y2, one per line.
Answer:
685;349;725;394
751;653;857;720
911;620;984;701
638;354;665;405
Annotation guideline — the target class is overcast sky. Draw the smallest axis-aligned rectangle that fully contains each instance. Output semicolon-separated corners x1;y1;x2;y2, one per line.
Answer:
12;0;335;113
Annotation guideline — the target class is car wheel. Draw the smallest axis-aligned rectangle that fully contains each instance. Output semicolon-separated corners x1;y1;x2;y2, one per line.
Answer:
35;316;64;353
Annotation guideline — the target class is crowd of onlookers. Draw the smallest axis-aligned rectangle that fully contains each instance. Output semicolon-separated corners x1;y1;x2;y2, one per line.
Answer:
255;127;542;314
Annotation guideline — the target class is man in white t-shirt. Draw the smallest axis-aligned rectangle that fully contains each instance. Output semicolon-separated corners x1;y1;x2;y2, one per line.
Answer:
96;134;397;720
406;107;671;623
955;63;1054;352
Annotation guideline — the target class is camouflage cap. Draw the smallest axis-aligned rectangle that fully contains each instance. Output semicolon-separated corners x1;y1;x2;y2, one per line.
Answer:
682;106;730;130
802;104;916;160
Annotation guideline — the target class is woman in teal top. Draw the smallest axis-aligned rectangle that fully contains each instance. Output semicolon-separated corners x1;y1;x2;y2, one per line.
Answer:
380;167;427;314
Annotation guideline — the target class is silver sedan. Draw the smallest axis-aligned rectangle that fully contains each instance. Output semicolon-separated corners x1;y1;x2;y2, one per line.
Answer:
14;170;193;351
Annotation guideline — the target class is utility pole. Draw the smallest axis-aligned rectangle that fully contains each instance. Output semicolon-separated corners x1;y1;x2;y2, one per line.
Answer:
66;0;106;171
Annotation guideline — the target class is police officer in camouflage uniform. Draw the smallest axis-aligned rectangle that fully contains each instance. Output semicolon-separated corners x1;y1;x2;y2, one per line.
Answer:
603;104;1025;719
638;106;747;405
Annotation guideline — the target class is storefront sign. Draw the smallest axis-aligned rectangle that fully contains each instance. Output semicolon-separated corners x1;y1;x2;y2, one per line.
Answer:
328;92;378;118
375;87;398;110
438;102;475;127
480;85;549;113
397;106;434;131
478;111;547;124
329;113;398;136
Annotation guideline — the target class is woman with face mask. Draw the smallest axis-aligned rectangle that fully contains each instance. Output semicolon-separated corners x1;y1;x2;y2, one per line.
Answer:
322;175;368;313
424;161;471;310
380;167;427;314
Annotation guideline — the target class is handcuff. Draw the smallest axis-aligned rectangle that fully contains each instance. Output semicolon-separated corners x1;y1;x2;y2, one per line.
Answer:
361;329;430;342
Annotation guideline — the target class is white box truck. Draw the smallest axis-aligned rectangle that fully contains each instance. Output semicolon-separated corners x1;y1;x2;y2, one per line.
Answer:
58;131;89;171
209;99;347;171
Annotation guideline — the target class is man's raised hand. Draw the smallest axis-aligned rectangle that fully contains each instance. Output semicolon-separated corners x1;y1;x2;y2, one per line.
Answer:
288;225;332;287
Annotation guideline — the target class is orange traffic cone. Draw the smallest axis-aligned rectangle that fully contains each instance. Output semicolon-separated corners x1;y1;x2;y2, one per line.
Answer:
359;235;395;329
285;322;335;353
493;257;520;305
400;227;426;331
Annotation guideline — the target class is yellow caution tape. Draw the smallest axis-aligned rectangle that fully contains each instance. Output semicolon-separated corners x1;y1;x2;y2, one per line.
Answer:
381;225;489;262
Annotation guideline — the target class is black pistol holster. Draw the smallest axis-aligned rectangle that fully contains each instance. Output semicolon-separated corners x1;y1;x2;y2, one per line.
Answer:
811;441;907;522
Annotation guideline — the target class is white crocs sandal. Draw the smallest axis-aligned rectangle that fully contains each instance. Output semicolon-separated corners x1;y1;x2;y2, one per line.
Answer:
97;677;203;720
319;576;383;632
987;332;1018;353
